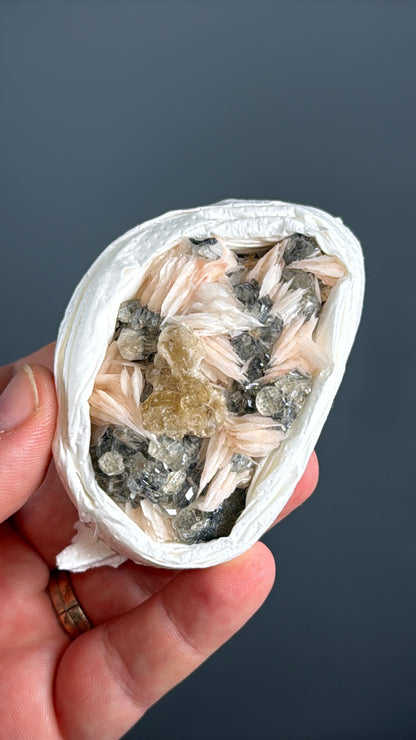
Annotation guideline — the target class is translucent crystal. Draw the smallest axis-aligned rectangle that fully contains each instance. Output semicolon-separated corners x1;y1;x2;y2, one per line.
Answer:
125;451;147;475
141;376;226;440
172;487;247;544
117;328;158;361
255;372;312;430
282;268;321;319
147;434;202;471
230;454;254;472
162;470;187;494
254;314;284;346
190;237;222;260
97;451;125;476
283;234;320;265
251;294;273;323
95;472;129;504
157;323;205;377
141;325;226;439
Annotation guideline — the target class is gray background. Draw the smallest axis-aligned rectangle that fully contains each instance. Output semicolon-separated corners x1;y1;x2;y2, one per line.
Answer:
1;1;415;738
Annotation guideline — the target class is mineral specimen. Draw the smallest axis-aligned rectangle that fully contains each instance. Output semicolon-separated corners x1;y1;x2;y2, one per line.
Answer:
141;324;226;439
282;268;321;319
233;280;273;322
172;487;247;543
116;300;162;360
147;434;202;471
283;233;320;265
117;328;158;361
255;372;312;431
88;226;345;548
190;237;223;260
97;451;125;476
225;380;258;415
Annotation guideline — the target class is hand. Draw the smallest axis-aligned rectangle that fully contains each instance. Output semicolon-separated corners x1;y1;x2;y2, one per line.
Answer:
0;344;318;740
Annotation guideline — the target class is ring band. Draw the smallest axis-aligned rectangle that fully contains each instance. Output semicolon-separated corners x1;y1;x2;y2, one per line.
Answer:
47;570;93;640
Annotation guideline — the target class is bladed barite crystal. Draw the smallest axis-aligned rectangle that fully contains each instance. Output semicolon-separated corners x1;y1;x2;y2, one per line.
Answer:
89;230;345;544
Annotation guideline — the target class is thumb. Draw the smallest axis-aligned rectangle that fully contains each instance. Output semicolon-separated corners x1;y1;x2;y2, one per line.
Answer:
0;364;57;522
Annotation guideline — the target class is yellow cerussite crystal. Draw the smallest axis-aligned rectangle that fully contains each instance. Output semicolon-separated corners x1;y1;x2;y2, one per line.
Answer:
141;324;226;440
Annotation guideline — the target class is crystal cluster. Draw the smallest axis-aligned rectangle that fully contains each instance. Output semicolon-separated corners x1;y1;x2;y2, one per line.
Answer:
116;300;161;361
141;324;226;440
89;231;338;544
91;425;203;516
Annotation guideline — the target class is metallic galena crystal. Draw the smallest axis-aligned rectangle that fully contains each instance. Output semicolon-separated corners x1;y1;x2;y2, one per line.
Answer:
172;488;247;543
255;372;312;431
283;234;320;265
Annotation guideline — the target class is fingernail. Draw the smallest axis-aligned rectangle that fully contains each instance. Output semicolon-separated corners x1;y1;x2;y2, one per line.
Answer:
0;366;39;432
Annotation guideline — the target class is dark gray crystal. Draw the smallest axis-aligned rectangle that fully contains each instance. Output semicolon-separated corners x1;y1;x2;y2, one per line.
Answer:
251;294;273;323
255;314;284;346
127;459;170;505
283;234;320;265
129;305;162;333
117;300;161;333
233;280;273;323
117;300;140;325
190;237;222;261
231;332;265;362
225;380;258;415
233;280;260;309
255;372;312;431
172;487;247;543
246;354;269;382
140;381;153;402
282;268;321;319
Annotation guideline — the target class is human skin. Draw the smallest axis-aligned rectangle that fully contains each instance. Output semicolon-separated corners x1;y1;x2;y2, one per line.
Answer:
0;343;319;740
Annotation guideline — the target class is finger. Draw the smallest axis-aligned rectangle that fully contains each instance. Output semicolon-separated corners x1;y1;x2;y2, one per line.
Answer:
14;461;79;567
0;342;55;393
54;542;275;740
72;563;180;624
0;364;57;522
273;451;319;526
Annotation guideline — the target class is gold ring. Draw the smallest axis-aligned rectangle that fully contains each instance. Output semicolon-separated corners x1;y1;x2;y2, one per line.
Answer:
47;570;93;640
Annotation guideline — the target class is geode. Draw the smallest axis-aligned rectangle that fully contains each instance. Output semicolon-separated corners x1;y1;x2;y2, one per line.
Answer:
53;199;364;572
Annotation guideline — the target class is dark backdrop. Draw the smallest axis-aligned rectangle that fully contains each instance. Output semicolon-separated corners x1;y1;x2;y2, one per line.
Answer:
1;2;415;739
